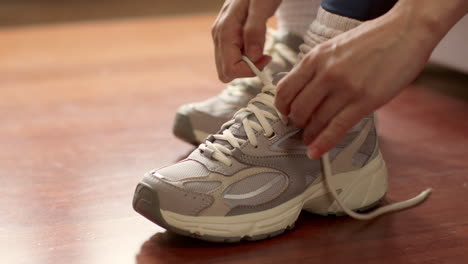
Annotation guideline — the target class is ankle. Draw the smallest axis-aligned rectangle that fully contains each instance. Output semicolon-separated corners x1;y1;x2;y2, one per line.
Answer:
299;7;362;56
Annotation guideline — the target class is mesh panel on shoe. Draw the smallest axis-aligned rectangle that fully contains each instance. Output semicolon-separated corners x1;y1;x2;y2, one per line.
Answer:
183;181;221;194
222;173;287;207
156;160;209;181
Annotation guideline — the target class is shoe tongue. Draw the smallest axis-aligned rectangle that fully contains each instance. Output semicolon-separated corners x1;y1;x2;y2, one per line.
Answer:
262;32;302;75
276;31;303;53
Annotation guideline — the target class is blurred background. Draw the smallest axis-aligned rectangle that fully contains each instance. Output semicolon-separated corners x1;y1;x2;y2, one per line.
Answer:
0;0;221;27
1;0;465;77
0;2;466;264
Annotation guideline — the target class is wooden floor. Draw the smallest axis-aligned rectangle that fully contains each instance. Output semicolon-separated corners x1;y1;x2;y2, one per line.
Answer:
1;15;467;264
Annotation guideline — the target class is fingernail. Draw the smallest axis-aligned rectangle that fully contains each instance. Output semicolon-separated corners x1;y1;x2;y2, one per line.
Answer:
307;146;321;160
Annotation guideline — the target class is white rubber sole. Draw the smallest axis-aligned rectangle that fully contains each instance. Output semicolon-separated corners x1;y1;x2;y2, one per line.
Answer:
160;152;388;239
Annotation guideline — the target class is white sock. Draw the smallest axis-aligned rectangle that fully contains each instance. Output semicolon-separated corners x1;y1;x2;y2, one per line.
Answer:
276;0;321;38
299;7;362;56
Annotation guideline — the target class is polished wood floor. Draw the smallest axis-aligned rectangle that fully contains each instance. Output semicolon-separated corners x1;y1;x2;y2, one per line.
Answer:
1;15;467;264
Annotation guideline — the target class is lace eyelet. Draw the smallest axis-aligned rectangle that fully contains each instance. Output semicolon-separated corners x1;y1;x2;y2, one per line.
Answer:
266;133;276;140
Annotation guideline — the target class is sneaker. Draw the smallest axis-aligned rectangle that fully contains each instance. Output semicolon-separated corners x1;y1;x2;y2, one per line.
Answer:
173;30;302;145
134;57;431;242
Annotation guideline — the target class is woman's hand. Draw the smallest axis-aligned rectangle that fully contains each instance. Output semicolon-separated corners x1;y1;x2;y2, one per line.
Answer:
212;0;282;83
275;0;467;159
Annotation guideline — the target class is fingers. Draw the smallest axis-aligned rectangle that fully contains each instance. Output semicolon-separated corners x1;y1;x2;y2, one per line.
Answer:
243;0;281;61
212;0;253;83
302;90;351;145
253;55;272;71
212;0;281;82
243;21;265;62
220;35;256;82
287;76;328;129
275;54;318;116
307;102;369;159
213;23;254;82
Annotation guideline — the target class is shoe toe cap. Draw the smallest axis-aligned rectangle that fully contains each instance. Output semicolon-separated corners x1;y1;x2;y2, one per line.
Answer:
141;171;214;216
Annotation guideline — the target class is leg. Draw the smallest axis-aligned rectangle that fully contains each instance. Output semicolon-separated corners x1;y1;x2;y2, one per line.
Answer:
276;0;321;37
322;0;398;21
300;0;398;55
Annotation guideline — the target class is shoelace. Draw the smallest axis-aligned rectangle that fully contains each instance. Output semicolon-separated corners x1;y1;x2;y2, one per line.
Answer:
225;29;298;96
201;56;432;220
200;57;286;166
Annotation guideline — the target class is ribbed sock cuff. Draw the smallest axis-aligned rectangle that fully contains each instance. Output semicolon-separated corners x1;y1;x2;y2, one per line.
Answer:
301;7;361;55
314;6;361;37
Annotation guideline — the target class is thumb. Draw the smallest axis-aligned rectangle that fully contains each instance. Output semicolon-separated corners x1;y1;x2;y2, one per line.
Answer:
243;0;281;61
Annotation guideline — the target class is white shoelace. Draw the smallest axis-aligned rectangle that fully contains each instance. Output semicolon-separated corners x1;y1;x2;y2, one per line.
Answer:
201;56;432;220
200;57;286;166
225;29;298;96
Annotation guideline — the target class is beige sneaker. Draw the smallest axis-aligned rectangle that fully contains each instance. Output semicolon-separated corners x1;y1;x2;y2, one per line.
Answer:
134;57;431;242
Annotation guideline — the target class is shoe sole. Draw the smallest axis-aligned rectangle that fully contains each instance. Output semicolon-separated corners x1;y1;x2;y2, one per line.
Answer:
172;113;198;145
133;152;387;242
172;113;210;146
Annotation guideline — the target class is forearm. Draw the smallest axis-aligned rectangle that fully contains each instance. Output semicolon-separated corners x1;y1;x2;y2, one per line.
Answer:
390;0;467;48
